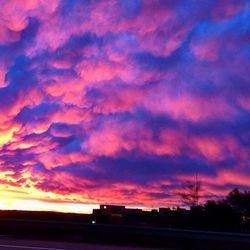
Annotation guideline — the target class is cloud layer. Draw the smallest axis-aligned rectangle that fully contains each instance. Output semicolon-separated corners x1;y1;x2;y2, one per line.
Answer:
0;0;250;211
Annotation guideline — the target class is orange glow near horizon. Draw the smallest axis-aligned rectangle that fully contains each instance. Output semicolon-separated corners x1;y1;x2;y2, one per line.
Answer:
0;188;99;214
0;199;99;214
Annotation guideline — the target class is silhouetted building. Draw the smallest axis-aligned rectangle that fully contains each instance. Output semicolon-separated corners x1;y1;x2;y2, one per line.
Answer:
92;205;144;223
123;208;143;215
159;207;171;216
98;205;125;217
93;204;143;217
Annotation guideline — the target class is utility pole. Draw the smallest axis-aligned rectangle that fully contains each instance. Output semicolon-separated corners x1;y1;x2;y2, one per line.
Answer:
180;172;201;208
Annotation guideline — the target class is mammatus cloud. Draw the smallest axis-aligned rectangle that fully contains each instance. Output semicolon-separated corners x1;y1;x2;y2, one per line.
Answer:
0;0;249;213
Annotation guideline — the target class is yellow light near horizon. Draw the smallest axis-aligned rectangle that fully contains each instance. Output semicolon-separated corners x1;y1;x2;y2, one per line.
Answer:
0;199;99;214
0;186;99;214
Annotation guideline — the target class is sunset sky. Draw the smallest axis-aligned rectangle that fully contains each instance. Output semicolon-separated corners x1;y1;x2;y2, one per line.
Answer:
0;0;249;213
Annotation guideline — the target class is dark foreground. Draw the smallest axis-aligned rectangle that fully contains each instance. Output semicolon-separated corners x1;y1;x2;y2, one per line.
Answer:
0;238;164;250
0;218;249;250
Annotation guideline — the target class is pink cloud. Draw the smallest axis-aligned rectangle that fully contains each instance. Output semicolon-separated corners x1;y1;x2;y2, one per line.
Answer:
191;38;221;61
39;152;92;170
82;120;137;157
212;0;244;22
144;87;236;122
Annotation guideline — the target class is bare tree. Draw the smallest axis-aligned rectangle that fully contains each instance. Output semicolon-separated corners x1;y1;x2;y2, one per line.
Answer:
180;173;201;208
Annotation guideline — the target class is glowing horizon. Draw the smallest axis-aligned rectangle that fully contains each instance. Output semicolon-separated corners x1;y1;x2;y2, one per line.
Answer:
0;0;249;213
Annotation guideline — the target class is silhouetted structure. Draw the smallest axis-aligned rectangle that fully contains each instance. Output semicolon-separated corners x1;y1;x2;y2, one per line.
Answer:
93;204;143;217
93;204;162;225
180;173;201;207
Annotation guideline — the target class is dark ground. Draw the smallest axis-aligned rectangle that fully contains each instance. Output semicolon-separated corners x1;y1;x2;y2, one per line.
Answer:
0;237;167;250
0;218;249;250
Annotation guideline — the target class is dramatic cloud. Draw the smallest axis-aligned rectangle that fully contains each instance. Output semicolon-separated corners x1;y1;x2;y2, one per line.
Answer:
0;0;249;212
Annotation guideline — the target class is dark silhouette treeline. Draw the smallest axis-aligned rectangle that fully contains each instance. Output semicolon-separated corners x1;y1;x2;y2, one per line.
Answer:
92;188;250;233
185;188;250;232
